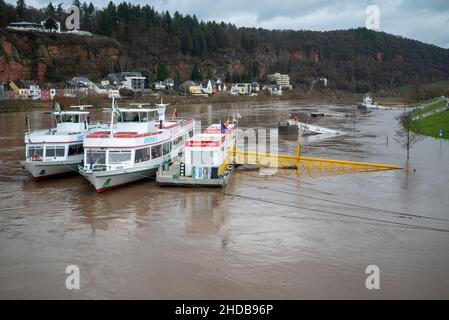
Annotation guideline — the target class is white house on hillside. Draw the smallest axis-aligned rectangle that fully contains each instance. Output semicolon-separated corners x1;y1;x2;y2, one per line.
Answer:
7;20;61;33
104;72;146;91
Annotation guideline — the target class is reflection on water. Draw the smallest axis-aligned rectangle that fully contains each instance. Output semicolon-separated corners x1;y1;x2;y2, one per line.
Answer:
0;100;449;299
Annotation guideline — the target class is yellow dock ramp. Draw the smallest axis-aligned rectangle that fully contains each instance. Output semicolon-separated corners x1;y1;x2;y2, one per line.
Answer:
231;148;402;177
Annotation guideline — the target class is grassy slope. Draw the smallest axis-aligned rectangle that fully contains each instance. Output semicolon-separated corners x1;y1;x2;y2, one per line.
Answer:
411;99;447;117
411;110;449;139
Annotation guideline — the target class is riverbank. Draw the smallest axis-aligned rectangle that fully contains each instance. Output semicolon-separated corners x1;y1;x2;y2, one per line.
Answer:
411;110;449;139
0;90;408;113
409;97;449;139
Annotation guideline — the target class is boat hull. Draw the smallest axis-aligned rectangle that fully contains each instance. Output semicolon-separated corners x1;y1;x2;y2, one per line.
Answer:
21;160;80;180
80;165;159;192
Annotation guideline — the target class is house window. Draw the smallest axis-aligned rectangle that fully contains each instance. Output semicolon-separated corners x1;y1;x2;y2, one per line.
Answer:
27;146;44;158
68;144;83;156
135;147;151;163
151;145;162;159
45;146;65;157
109;150;131;164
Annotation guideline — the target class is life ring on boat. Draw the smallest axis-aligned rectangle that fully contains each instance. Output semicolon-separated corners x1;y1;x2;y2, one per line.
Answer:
31;154;41;161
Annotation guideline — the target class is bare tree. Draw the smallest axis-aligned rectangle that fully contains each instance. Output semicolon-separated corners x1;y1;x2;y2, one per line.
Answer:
394;108;422;160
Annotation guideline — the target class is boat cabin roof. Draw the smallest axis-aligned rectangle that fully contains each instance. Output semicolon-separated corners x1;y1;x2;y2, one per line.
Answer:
117;108;157;113
47;111;89;115
188;134;225;141
185;133;225;148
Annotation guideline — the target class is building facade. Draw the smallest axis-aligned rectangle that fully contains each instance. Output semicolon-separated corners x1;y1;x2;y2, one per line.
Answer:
267;73;292;90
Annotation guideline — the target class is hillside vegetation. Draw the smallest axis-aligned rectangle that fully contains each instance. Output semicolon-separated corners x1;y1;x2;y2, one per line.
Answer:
1;0;449;92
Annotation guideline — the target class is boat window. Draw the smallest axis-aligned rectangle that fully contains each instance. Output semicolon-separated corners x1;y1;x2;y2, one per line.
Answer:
191;151;214;166
60;114;79;123
163;142;171;155
56;146;65;157
68;144;83;156
109;150;132;164
86;149;106;165
151;145;162;159
45;146;65;157
135;147;151;163
189;130;194;138
172;136;183;147
27;146;44;158
119;112;141;123
141;112;155;122
118;111;157;123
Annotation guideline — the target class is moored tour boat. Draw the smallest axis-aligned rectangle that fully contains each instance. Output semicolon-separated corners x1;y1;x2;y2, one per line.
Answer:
21;104;108;180
78;100;195;192
359;94;383;109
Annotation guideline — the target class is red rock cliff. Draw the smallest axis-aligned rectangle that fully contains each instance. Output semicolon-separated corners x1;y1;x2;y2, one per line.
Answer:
0;29;121;83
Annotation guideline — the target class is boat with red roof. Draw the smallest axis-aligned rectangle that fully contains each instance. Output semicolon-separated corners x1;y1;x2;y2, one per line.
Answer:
78;99;195;192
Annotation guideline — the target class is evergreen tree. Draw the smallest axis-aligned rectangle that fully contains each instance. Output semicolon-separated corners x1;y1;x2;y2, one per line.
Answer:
156;63;169;81
56;3;64;22
96;2;117;36
45;2;55;18
43;17;58;31
85;3;95;31
0;0;7;27
16;0;26;20
190;65;202;81
81;2;89;29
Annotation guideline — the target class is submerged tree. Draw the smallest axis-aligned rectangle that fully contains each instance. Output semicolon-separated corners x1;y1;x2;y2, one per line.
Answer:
394;108;422;161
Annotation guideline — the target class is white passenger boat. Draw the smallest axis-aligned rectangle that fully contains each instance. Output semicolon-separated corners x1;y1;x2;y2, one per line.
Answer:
21;105;107;180
78;100;195;192
359;94;384;109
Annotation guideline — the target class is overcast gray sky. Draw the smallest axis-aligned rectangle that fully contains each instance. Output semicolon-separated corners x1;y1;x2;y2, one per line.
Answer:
8;0;449;48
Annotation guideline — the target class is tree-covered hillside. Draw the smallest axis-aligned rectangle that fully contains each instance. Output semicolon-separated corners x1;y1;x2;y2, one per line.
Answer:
1;0;449;92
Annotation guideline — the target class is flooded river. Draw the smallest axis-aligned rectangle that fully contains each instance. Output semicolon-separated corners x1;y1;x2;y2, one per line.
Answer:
1;100;448;299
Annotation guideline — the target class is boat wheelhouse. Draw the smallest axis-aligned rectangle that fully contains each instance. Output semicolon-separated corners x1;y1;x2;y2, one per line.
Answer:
79;101;195;192
21;106;108;180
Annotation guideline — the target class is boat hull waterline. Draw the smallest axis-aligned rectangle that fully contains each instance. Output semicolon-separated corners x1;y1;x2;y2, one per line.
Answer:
79;165;159;192
21;160;80;180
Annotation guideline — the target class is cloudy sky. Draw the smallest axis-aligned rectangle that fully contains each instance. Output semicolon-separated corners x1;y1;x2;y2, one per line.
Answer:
8;0;449;48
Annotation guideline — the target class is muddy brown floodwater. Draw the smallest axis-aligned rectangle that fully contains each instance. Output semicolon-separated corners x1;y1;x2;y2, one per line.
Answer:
1;100;449;299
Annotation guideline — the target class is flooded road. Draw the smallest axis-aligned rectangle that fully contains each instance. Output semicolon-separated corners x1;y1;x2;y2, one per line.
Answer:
1;100;449;299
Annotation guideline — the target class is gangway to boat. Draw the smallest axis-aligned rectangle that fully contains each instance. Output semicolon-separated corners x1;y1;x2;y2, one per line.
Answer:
231;147;402;177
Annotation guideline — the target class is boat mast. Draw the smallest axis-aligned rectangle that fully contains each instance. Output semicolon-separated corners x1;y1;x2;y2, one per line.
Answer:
110;96;115;138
